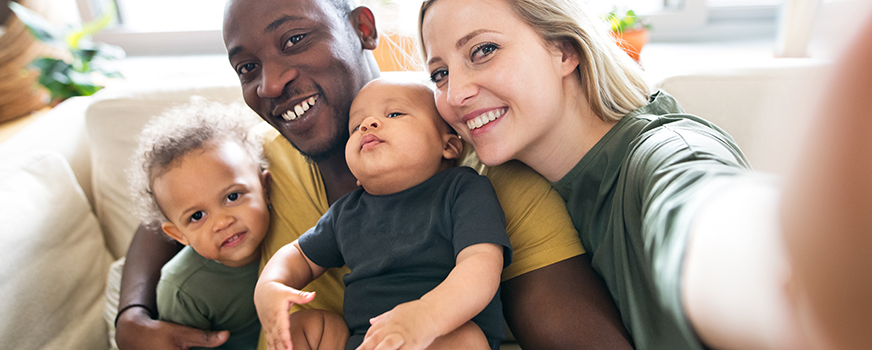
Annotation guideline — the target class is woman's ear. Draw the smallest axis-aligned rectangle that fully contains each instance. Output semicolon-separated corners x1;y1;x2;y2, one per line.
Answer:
351;6;379;50
556;39;579;77
442;134;463;160
161;222;189;246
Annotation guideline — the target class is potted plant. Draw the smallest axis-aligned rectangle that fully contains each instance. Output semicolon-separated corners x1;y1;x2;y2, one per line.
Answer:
8;1;124;106
605;8;651;62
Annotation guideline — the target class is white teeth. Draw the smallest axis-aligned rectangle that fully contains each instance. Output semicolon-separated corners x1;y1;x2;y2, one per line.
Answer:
280;96;318;121
467;108;505;130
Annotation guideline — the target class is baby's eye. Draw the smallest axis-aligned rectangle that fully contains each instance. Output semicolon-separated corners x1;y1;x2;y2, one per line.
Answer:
190;211;204;222
387;112;403;118
227;192;240;202
285;34;305;49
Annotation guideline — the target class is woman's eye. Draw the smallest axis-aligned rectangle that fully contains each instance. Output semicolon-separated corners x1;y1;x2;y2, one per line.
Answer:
238;63;257;75
386;112;403;118
285;34;305;49
190;211;204;222
471;43;498;63
429;69;448;84
227;192;240;202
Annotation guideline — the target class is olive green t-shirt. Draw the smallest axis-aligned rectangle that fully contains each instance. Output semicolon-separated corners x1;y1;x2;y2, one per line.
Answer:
553;91;751;350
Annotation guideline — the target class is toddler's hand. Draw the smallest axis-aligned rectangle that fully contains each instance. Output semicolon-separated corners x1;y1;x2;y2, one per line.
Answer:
356;300;439;350
254;281;315;350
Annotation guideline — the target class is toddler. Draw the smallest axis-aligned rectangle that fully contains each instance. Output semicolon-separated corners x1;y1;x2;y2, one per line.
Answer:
129;98;269;350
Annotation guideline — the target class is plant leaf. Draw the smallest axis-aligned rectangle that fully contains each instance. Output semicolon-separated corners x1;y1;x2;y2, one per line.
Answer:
66;1;116;48
8;1;64;45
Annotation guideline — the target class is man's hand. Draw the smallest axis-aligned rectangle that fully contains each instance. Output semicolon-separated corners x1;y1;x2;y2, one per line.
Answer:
356;300;440;350
115;307;229;350
254;281;316;350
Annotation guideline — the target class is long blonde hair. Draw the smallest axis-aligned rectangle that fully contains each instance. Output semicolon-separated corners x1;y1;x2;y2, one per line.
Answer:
418;0;650;121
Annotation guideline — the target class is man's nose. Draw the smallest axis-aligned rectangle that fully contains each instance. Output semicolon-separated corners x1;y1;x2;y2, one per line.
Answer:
257;61;299;99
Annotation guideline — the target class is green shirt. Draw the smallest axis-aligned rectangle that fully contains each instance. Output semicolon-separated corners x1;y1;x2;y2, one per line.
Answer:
553;91;751;350
157;246;260;350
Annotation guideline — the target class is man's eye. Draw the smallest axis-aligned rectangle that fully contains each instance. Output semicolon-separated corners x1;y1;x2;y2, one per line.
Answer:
238;63;257;75
387;112;403;118
429;69;448;84
190;211;204;222
227;192;240;202
471;43;498;63
285;34;305;49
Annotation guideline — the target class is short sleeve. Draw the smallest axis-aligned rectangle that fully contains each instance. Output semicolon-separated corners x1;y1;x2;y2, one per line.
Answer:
485;161;586;281
450;171;512;267
297;206;345;269
156;279;211;330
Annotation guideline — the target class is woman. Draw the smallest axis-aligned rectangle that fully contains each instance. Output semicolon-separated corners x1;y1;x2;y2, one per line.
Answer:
418;0;844;349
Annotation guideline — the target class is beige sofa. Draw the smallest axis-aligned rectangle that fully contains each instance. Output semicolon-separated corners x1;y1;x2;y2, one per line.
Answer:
0;61;829;349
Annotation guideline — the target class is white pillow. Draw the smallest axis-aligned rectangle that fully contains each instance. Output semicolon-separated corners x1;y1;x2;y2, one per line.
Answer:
85;80;246;258
0;151;113;350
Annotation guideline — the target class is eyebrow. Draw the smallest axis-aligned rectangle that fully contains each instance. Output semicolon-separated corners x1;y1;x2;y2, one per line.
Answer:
228;15;306;61
426;29;498;66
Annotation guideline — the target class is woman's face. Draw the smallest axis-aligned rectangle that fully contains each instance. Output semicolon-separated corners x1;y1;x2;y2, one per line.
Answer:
422;0;578;166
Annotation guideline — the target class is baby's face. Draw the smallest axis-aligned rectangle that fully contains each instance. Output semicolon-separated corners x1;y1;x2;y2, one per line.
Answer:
345;79;460;195
153;139;270;267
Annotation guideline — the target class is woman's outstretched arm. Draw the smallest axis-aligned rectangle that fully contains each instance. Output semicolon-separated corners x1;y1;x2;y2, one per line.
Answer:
781;8;872;349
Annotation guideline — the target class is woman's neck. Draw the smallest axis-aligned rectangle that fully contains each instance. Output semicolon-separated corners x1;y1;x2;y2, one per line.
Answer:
517;82;617;183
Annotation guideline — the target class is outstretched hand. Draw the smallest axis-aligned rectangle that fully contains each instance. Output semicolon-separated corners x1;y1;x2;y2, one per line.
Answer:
356;300;440;350
254;281;316;350
115;307;229;350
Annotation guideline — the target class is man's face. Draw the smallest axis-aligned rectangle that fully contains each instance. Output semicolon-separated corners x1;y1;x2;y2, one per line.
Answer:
223;0;373;162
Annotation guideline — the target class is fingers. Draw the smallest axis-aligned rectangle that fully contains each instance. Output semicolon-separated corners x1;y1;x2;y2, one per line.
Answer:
179;329;229;349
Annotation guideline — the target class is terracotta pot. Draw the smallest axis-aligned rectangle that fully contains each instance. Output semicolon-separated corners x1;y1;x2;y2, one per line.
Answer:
612;28;650;62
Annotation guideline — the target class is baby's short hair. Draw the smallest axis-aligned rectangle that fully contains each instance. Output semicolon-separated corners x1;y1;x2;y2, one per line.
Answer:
128;97;265;228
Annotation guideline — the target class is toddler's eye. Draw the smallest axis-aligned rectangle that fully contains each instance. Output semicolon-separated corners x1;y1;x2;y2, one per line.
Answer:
190;211;204;222
227;192;240;202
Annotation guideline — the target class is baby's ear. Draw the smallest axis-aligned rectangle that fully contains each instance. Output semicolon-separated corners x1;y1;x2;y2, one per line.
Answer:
161;222;189;246
442;134;463;160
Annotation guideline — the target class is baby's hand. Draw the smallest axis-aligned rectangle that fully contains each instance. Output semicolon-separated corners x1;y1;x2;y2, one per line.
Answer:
356;300;439;350
254;281;315;350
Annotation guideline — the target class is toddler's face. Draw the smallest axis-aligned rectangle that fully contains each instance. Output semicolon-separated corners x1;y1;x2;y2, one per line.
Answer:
345;80;460;195
153;139;270;267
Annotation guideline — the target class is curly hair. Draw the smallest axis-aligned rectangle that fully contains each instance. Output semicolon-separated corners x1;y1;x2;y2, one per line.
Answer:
127;97;266;229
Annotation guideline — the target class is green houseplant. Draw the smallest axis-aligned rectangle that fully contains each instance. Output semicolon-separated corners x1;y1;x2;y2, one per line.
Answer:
8;1;124;105
604;8;651;62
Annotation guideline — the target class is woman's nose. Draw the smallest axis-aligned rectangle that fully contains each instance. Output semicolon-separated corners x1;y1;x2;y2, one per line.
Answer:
446;71;478;107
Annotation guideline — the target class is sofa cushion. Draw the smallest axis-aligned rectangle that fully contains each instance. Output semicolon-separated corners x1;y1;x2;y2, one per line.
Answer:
85;80;246;258
0;151;113;350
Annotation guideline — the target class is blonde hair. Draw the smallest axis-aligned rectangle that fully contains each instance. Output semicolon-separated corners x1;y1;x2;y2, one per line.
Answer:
127;97;266;228
418;0;650;121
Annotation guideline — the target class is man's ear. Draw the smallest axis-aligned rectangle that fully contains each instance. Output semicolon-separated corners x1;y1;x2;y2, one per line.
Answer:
161;222;189;246
261;169;272;206
442;134;463;160
351;6;378;50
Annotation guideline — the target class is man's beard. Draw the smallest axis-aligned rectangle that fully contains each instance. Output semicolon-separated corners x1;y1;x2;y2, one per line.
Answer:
291;127;350;164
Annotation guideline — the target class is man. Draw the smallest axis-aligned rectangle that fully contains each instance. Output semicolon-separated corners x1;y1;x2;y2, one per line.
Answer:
115;0;630;349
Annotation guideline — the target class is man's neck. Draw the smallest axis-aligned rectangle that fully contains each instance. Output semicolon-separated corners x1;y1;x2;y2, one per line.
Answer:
316;151;359;205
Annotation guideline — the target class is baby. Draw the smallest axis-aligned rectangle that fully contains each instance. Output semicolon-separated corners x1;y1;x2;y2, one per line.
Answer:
255;78;512;350
128;98;269;350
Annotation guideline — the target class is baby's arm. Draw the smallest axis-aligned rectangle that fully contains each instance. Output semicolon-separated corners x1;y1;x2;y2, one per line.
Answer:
255;240;326;350
358;242;504;350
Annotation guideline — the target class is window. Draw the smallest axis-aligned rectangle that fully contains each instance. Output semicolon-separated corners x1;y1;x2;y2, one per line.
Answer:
77;0;784;56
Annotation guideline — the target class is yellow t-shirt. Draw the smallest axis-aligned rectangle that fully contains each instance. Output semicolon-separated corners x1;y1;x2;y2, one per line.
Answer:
256;122;584;315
